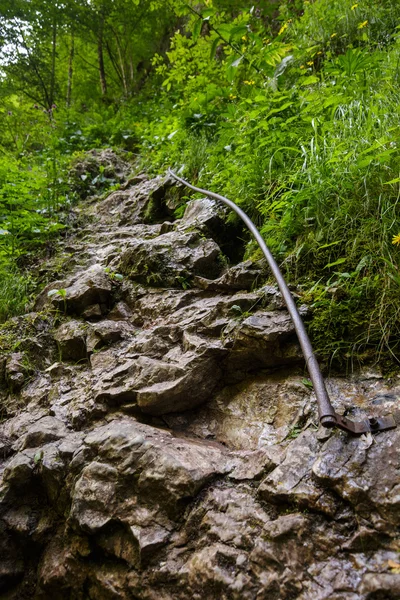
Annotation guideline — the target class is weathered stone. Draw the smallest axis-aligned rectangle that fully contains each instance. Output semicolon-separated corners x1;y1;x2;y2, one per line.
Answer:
81;303;103;320
193;260;268;292
130;524;170;558
119;230;224;287
18;416;68;450
258;430;339;516
360;572;400;596
108;301;132;321
225;310;300;370
3;452;34;487
86;320;130;354
54;320;88;361
5;352;28;392
70;461;119;532
178;197;226;234
44;362;72;379
120;173;148;190
50;265;112;315
312;427;400;530
164;372;313;449
65;418;230;556
93;339;226;414
98;175;175;227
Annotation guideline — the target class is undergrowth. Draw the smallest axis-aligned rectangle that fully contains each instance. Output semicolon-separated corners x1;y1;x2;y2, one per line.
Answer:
1;0;400;368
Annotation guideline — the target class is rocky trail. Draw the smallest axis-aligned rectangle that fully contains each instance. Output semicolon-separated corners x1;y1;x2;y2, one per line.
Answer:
0;151;399;599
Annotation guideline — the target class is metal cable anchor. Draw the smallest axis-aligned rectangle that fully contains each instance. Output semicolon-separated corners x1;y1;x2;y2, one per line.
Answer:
168;169;396;435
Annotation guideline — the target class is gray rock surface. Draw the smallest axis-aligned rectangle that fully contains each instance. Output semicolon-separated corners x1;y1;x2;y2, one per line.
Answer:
0;161;399;600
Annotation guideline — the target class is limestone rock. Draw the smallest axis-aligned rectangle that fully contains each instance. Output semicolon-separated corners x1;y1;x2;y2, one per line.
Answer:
5;352;28;392
224;310;302;372
86;320;131;354
52;265;112;315
54;320;88;361
119;230;224;287
193;259;268;292
312;427;400;530
98;175;176;226
178;197;226;235
3;452;34;487
18;416;68;450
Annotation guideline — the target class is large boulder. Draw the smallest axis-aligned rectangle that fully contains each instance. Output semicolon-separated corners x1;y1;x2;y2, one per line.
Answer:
119;230;224;287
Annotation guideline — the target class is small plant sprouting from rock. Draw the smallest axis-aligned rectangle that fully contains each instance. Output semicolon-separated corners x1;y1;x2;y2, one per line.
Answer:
175;275;191;290
104;267;124;282
230;304;252;320
33;449;44;473
302;378;313;390
48;288;67;312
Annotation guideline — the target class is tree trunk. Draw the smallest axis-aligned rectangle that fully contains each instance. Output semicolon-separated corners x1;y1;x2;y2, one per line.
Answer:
49;13;57;107
98;12;107;96
66;33;74;107
113;28;128;96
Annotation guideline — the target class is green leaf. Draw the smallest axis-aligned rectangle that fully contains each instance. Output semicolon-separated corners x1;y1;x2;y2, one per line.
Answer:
231;56;243;68
230;304;243;314
210;37;220;60
229;25;248;41
300;75;319;86
318;241;341;250
202;8;215;18
324;258;346;269
384;177;400;185
192;18;202;43
302;378;313;389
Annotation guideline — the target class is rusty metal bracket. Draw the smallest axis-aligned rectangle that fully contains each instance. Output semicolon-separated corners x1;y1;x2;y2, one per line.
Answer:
331;413;397;434
168;169;397;436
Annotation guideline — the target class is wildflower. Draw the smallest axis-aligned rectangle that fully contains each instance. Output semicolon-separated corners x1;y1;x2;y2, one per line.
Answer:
229;94;237;99
351;3;359;9
392;233;400;245
358;20;368;29
243;80;255;85
278;22;288;35
307;61;314;66
7;111;12;116
300;65;305;69
317;51;323;55
241;35;247;41
331;32;337;38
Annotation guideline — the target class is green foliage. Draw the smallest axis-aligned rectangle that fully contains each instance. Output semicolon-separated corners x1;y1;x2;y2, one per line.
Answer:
104;267;124;282
1;0;400;366
133;1;400;365
0;268;32;323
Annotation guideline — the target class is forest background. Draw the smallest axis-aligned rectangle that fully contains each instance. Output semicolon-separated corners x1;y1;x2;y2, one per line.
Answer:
0;0;400;368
